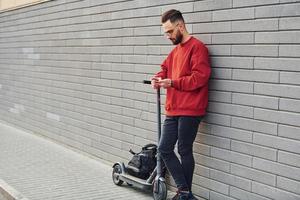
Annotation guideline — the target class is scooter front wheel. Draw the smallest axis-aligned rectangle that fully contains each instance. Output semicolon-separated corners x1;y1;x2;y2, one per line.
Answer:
153;180;167;200
112;163;124;186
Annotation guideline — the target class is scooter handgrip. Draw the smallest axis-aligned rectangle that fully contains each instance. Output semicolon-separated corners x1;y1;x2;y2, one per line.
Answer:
129;149;136;155
143;80;151;84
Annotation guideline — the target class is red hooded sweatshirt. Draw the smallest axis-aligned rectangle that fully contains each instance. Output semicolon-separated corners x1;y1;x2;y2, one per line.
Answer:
156;36;211;116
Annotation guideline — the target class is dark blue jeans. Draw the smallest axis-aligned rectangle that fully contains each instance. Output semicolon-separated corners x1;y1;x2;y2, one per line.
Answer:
158;116;202;191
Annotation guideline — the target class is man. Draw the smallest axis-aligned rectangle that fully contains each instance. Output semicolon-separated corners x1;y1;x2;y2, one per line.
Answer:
151;9;211;200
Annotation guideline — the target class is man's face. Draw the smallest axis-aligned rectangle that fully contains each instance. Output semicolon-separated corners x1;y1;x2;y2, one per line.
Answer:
162;20;183;45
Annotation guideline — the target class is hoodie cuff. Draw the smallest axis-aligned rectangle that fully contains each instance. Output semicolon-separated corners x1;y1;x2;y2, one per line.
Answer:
172;79;179;89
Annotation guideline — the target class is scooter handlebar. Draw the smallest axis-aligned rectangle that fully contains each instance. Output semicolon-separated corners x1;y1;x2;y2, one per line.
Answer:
143;80;151;84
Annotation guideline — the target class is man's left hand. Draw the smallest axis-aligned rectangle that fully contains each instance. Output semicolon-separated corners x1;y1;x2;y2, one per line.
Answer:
158;79;172;89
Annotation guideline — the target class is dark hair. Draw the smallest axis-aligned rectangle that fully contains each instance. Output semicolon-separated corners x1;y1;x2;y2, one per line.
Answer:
161;9;184;24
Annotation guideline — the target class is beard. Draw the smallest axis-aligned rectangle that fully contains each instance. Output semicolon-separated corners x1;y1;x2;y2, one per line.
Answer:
170;31;183;45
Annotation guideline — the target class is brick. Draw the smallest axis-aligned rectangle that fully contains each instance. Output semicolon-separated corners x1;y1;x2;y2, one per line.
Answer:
194;174;229;195
111;96;134;109
162;2;194;13
210;191;236;200
46;112;60;122
254;57;300;71
208;102;253;118
277;176;300;195
197;133;231;150
252;181;300;200
255;31;300;44
254;132;300;154
91;93;111;104
210;169;251;191
233;69;279;83
279;45;300;57
191;184;210;200
194;0;232;11
122;72;146;82
254;83;300;99
232;18;278;32
100;71;122;80
212;33;254;44
123;90;147;102
255;3;300;18
102;55;122;63
134;135;154;146
122;125;148;139
122;107;141;118
213;8;254;21
232;45;278;57
211;56;254;69
185;12;212;23
231;117;278;135
254;108;300;126
211;125;253;142
134;118;156;132
122;17;148;28
280;71;300;85
209;91;232;103
111;80;135;90
122;36;148;45
280;0;300;2
278;151;300;168
211;147;252;167
230;186;271;200
207;45;231;56
280;17;300;30
147;55;164;65
211;68;232;79
279;98;300;113
121;55;148;64
134;46;151;55
278;124;300;140
133;26;161;36
91;101;122;115
101;135;122;149
210;80;253;93
199;122;212;134
147;36;169;45
231;163;276;186
232;93;279;109
110;46;134;55
233;0;279;7
192;164;209;181
193;22;231;33
204;113;231;126
111;113;134;126
254;156;300;182
231;140;277;161
111;63;134;72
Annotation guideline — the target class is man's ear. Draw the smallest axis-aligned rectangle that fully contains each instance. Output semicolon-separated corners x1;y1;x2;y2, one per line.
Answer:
178;22;185;33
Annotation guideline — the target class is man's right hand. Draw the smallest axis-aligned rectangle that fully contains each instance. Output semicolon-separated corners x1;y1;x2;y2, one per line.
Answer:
151;77;161;89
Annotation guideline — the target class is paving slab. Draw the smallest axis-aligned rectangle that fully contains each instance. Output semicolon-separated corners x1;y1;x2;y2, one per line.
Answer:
0;122;174;200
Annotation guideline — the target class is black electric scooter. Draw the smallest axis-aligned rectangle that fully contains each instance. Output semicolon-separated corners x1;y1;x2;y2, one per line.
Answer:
112;80;167;200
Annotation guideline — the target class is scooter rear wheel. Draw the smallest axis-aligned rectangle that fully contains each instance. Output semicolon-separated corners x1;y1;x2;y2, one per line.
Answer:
112;164;124;186
153;180;167;200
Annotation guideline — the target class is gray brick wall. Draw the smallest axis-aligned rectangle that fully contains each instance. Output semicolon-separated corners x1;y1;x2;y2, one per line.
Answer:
0;0;300;199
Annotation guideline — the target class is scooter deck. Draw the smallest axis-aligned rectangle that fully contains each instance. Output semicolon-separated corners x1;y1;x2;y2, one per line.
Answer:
119;173;152;191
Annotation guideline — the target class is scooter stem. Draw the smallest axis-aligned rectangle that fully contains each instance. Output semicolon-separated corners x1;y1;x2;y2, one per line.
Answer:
156;88;162;177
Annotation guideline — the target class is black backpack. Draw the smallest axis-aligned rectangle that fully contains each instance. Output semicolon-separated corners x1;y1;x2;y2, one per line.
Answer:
126;144;157;180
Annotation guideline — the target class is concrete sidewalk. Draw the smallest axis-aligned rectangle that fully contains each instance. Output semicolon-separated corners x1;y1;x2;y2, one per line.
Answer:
0;122;172;200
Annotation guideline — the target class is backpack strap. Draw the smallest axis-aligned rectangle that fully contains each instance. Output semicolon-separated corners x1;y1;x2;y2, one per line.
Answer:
142;143;157;150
